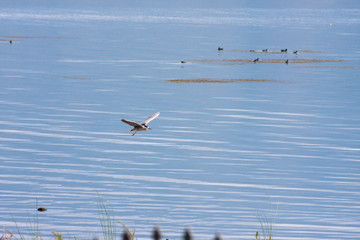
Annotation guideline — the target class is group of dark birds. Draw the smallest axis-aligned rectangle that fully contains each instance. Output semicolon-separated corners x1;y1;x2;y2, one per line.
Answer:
252;48;298;54
218;47;297;64
180;47;298;64
251;48;296;64
218;47;298;54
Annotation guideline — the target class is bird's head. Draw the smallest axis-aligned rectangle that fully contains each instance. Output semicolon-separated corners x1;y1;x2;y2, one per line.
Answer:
142;124;151;130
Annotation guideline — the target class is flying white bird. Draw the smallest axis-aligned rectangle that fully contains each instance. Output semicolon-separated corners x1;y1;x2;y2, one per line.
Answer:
121;112;160;136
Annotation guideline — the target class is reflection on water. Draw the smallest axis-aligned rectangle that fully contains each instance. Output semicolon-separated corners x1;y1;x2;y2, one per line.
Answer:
1;4;360;240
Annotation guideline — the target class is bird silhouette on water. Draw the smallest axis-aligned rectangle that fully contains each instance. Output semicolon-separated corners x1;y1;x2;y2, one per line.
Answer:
152;227;161;240
184;229;192;240
37;207;47;212
122;112;160;136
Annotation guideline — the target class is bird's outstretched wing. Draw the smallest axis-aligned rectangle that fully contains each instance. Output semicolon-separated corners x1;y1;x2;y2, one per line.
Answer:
142;112;160;125
121;119;142;127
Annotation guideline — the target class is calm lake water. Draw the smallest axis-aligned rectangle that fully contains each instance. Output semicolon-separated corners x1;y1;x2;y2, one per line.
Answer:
1;2;360;240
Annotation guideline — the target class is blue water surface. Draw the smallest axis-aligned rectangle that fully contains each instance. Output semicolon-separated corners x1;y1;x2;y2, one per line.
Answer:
1;2;360;240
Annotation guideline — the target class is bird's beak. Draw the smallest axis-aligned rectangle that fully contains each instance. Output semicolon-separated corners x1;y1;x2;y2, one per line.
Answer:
148;127;152;130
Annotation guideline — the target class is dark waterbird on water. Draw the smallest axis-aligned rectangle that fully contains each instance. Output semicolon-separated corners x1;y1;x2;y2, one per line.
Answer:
122;112;160;136
153;227;161;240
253;58;259;63
218;47;223;51
37;207;47;212
184;229;192;240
